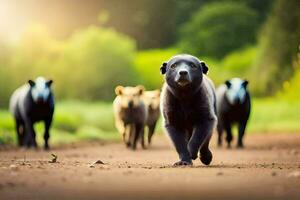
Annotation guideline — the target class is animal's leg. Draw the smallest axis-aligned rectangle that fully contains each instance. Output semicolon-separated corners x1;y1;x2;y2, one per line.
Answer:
237;121;247;148
187;119;215;165
148;122;157;145
126;125;134;148
140;125;146;149
224;122;233;148
44;118;53;150
24;120;36;148
199;134;213;165
15;120;23;147
165;124;192;166
132;123;143;150
217;122;223;147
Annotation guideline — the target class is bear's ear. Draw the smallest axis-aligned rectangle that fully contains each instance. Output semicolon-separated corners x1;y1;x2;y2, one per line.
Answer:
28;80;35;87
225;80;231;88
242;80;249;88
160;62;167;75
200;61;209;74
46;80;53;87
115;85;124;95
137;85;145;95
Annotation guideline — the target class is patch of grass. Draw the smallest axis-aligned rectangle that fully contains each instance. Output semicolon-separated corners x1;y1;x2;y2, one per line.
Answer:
248;98;300;133
0;100;120;145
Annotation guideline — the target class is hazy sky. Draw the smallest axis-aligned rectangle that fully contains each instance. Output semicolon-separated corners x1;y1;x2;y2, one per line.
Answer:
0;0;104;41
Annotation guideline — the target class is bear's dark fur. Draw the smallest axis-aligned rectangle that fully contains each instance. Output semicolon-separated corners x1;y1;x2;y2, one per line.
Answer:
216;78;251;148
160;54;217;166
9;77;55;149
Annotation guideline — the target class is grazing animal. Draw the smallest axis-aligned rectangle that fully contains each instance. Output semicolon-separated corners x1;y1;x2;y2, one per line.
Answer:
9;77;55;149
113;85;147;150
160;54;217;166
216;78;251;148
143;90;161;146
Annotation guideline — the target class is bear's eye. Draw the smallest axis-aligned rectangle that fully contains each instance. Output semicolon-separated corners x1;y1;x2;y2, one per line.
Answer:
170;63;177;69
190;63;197;69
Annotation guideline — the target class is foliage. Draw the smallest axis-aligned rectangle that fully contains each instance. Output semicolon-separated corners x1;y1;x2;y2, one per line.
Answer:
53;26;137;100
134;48;178;89
253;0;300;95
277;46;300;100
179;2;259;59
0;25;137;106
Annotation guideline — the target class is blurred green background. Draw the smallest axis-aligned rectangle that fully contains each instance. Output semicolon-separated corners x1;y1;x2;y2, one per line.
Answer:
0;0;299;145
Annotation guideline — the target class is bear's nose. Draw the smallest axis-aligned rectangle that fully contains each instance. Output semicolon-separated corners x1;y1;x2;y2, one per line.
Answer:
179;70;188;76
128;101;134;108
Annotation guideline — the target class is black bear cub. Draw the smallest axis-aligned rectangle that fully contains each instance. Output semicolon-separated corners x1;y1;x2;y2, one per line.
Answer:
160;54;217;166
10;77;55;149
216;78;251;148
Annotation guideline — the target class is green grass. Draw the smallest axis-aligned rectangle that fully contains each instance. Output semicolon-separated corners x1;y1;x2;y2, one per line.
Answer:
0;98;299;145
248;98;300;133
0;101;120;145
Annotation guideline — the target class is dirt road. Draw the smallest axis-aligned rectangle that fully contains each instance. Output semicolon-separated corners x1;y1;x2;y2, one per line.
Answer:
0;133;300;200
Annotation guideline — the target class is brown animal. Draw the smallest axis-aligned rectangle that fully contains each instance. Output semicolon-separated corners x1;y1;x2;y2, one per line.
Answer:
113;85;147;150
143;90;161;146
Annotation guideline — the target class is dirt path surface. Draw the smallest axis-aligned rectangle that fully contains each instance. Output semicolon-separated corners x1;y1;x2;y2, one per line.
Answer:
0;133;300;200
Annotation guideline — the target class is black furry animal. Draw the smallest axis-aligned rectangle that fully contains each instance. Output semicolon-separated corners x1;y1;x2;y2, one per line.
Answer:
160;54;217;166
9;77;55;149
216;78;251;148
113;85;147;150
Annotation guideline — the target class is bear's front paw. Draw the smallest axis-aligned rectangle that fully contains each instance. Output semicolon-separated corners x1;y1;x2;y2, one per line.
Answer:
173;160;193;167
200;149;212;165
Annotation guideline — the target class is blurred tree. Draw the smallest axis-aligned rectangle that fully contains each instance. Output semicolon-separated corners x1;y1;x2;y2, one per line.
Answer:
241;0;273;22
0;39;13;107
178;2;259;59
53;26;137;100
0;25;138;106
252;0;300;95
100;0;177;49
2;0;273;50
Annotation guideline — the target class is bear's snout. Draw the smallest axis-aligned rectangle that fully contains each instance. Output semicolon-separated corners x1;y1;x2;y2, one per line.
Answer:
128;100;134;108
175;68;191;87
179;70;188;76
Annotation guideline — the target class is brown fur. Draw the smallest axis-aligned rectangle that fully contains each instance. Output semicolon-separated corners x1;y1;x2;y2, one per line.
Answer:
113;85;147;150
143;90;161;145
